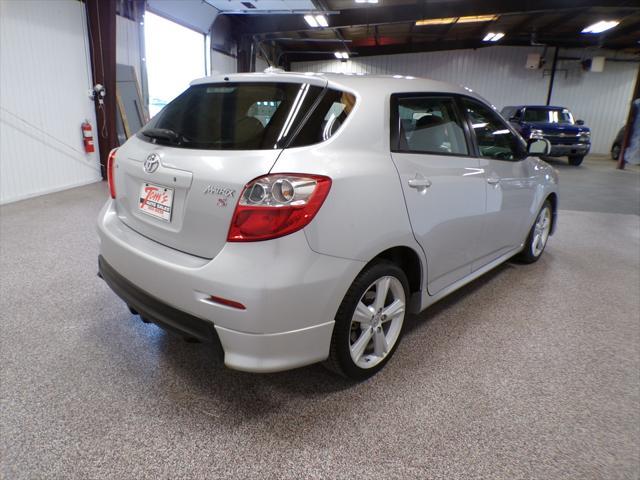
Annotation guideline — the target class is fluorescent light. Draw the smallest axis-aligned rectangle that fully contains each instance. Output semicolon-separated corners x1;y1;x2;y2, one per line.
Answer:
457;14;498;23
483;32;505;42
334;51;349;59
304;15;318;27
415;17;456;26
416;14;497;26
581;20;619;34
315;15;328;27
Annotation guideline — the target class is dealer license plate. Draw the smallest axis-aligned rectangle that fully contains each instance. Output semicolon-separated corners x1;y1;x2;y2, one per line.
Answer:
138;183;174;222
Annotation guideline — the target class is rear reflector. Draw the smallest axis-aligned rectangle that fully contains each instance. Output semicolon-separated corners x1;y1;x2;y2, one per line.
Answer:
208;295;246;310
107;148;118;199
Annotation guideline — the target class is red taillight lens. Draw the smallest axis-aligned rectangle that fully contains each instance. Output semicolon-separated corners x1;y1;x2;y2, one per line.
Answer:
227;174;332;242
107;148;118;199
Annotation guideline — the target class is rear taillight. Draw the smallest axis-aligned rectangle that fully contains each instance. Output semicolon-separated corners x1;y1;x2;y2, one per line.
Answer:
227;173;332;242
107;148;118;199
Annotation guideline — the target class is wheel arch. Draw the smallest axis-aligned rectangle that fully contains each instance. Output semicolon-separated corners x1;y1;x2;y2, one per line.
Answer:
363;245;425;313
546;192;558;235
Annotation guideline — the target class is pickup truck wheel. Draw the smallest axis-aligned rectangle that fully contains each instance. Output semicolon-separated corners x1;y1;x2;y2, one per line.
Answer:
324;261;409;380
568;155;585;166
611;145;621;161
516;200;552;264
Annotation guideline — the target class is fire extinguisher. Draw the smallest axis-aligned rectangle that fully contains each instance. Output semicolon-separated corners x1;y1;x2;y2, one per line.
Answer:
81;120;95;153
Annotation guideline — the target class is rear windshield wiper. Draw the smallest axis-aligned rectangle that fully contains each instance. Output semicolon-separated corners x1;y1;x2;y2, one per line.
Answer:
141;128;185;145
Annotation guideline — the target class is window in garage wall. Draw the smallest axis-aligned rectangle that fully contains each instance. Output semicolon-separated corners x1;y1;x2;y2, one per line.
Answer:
144;12;206;117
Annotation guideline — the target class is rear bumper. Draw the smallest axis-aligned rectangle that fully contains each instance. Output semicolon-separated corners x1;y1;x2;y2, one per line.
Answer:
99;255;334;371
99;255;220;343
97;200;363;372
548;143;590;157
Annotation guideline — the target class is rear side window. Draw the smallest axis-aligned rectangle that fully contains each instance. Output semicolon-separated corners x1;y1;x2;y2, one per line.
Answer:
288;90;356;147
139;82;324;150
523;107;574;124
393;96;469;155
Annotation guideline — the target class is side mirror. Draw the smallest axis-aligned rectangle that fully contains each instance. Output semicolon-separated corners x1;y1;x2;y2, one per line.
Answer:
528;138;551;157
576;119;585;126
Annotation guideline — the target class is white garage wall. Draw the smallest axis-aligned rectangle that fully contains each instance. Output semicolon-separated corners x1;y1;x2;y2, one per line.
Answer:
116;15;143;86
256;56;269;72
553;55;637;158
209;50;268;75
211;50;237;74
292;46;639;154
0;0;101;204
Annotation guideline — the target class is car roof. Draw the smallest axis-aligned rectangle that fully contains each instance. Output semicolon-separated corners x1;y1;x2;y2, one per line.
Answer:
191;71;481;100
503;105;568;110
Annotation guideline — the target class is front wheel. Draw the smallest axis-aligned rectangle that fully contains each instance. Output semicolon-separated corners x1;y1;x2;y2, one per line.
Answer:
325;261;409;380
568;155;585;166
516;201;552;264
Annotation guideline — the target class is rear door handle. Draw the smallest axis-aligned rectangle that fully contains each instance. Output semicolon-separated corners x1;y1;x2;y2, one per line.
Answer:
408;178;432;189
487;177;500;185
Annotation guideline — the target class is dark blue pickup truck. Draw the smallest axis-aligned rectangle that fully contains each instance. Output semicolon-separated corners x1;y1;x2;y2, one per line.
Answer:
501;105;591;166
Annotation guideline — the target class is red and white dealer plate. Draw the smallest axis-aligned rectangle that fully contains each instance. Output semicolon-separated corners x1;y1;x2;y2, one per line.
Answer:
138;183;174;222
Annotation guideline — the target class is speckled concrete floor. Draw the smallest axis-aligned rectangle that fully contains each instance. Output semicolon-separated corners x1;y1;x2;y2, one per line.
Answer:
1;157;639;479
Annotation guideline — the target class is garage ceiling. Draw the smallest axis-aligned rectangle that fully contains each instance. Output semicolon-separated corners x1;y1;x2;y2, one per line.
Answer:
205;0;318;13
221;0;640;63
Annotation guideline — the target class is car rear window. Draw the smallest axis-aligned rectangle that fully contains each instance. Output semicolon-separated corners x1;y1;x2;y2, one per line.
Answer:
138;82;354;150
523;108;574;124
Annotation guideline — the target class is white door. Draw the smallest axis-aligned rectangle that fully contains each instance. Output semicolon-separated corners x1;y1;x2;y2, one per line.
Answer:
390;95;486;295
459;97;538;269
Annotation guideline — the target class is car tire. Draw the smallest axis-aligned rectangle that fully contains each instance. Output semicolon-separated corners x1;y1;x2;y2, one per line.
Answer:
516;200;553;264
568;155;585;166
324;260;409;380
611;144;621;161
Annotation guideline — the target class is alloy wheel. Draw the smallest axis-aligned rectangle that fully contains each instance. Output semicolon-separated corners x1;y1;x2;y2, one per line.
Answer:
532;207;551;257
349;276;406;369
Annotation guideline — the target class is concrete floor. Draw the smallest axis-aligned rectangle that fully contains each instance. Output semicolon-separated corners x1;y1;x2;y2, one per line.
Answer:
1;155;639;479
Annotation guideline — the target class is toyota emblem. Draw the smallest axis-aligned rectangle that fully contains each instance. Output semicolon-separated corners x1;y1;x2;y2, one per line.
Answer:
143;153;160;174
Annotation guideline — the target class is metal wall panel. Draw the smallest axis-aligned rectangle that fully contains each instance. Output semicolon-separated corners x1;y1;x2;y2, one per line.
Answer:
116;15;142;87
0;0;102;204
552;57;638;157
293;46;638;154
211;50;237;74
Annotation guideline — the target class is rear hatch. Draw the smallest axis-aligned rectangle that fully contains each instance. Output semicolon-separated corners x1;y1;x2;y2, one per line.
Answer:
113;78;327;259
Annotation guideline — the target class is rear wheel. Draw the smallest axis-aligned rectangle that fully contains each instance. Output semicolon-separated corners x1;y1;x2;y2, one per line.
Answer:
325;261;409;380
517;200;552;264
568;155;584;166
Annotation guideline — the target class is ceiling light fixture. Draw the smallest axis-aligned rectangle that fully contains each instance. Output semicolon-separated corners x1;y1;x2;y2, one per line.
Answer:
355;0;379;3
304;15;318;27
334;51;349;60
483;32;505;42
415;17;456;26
304;15;328;28
581;20;619;34
416;14;498;26
315;15;328;27
456;14;498;23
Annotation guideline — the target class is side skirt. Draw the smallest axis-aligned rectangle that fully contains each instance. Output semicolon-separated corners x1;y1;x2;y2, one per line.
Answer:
418;246;522;312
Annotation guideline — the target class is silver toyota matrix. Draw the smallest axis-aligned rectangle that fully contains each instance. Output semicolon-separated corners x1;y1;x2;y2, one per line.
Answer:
98;71;558;380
